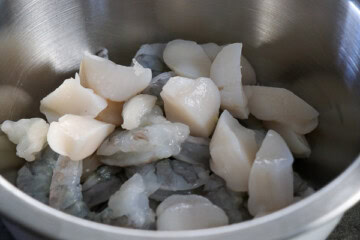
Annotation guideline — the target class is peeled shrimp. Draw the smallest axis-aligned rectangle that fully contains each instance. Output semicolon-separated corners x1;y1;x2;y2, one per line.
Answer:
204;174;245;224
134;43;167;77
1;118;49;161
98;122;189;167
100;173;157;229
142;72;175;105
16;147;58;204
82;166;123;208
49;155;89;217
174;136;210;166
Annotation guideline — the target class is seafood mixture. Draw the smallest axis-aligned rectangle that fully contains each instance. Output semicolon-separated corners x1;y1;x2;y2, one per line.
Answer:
0;40;318;231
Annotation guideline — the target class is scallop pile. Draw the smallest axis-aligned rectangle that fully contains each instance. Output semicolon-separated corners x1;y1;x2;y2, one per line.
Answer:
0;40;318;231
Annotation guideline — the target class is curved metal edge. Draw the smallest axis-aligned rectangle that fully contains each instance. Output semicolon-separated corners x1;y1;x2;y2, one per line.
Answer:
0;155;360;240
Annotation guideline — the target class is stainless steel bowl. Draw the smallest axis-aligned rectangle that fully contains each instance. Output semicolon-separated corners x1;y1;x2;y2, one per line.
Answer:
0;0;360;239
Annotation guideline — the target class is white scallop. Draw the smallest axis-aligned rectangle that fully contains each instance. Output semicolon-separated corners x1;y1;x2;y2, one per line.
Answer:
210;110;257;192
248;130;294;216
160;76;220;137
244;86;319;134
156;194;212;216
241;55;257;85
40;73;107;123
121;94;157;130
156;194;228;231
47;114;115;161
80;53;151;101
1;118;49;162
163;39;212;78
201;43;222;61
264;121;311;158
210;43;249;119
96;100;124;126
202;43;257;85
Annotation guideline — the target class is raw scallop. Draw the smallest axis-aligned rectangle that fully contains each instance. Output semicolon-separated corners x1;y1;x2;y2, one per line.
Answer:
40;74;107;122
156;194;228;230
121;94;157;130
160;76;220;137
163;39;212;78
202;43;256;85
248;130;294;216
210;43;249;118
80;53;151;101
47;114;115;161
201;43;222;61
210;110;257;192
241;56;257;85
264;121;311;158
244;86;319;134
1;118;49;161
96;100;124;126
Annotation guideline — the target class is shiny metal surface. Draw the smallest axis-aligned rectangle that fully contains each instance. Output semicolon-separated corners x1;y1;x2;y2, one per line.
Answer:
0;0;360;239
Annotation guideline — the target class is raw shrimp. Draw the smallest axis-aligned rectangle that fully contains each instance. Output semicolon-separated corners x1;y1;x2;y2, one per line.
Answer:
142;72;175;105
173;136;210;166
89;173;157;229
16;147;58;204
82;166;124;208
134;43;168;77
155;159;210;191
98;122;190;167
96;48;109;59
139;105;167;126
49;155;89;218
293;172;315;198
203;174;245;223
126;159;209;202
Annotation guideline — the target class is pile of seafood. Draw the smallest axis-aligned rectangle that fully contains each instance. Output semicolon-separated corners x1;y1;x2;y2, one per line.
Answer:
0;40;318;230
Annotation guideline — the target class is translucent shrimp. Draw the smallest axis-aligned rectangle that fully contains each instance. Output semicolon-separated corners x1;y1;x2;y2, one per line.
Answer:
142;72;175;105
16;147;58;204
126;159;210;201
203;174;245;223
293;172;315;199
173;136;210;166
98;122;190;167
82;166;124;208
49;155;89;218
134;43;168;77
89;173;157;229
96;48;109;59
